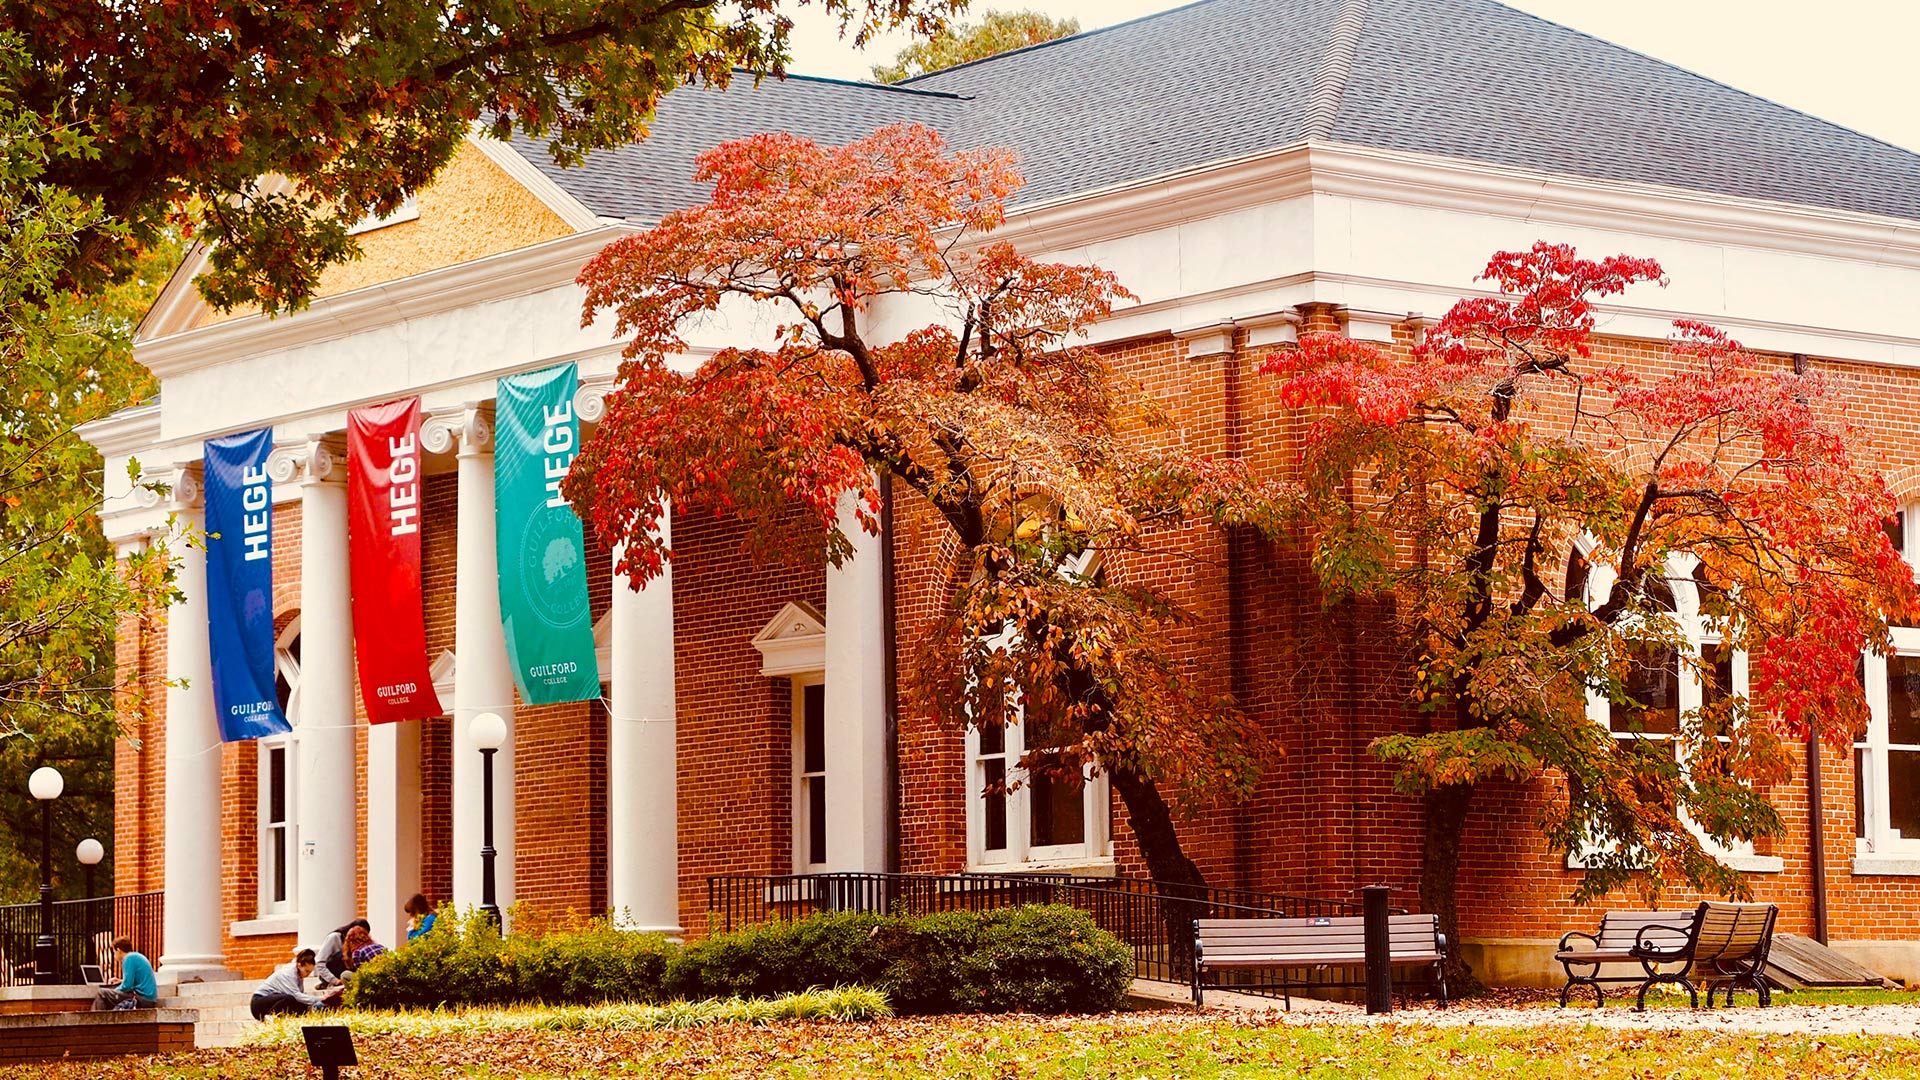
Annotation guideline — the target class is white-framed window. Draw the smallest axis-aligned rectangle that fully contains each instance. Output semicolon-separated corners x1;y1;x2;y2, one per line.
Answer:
963;531;1112;871
259;617;302;915
791;676;828;872
1567;544;1779;872
1856;508;1920;860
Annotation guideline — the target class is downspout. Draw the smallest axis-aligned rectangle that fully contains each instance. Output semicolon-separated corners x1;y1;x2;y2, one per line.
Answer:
1794;352;1830;944
880;469;902;875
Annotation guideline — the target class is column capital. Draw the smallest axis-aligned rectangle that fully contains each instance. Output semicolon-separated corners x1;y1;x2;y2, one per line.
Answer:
133;461;203;512
573;377;614;424
268;435;346;486
423;404;494;457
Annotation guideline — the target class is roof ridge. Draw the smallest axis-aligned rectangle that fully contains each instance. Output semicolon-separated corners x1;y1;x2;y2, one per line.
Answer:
1305;0;1368;139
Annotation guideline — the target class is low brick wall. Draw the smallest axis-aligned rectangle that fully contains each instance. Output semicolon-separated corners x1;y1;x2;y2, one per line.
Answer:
0;986;94;1015
0;1008;198;1064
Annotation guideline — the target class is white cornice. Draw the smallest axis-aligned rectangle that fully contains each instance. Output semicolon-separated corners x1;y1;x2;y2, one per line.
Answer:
136;225;638;380
76;403;163;457
996;140;1920;270
466;134;604;232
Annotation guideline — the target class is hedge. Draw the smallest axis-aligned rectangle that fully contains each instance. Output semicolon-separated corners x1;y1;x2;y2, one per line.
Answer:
349;904;1133;1015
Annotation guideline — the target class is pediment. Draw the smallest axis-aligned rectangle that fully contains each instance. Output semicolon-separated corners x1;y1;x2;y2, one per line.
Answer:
750;601;826;676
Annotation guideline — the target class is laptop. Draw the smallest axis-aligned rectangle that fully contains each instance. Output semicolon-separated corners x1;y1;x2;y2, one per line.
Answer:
80;964;105;986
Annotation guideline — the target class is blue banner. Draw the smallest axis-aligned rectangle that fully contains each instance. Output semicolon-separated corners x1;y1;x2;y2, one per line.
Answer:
205;427;292;742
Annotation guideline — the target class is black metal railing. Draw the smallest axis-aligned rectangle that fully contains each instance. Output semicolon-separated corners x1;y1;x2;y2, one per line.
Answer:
0;892;164;987
707;871;1376;995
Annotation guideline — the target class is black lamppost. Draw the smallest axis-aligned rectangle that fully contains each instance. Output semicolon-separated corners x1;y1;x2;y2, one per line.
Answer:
471;712;508;929
76;838;104;965
28;766;63;985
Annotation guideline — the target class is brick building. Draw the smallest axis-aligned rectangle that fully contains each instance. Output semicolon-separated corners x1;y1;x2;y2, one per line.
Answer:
84;0;1920;986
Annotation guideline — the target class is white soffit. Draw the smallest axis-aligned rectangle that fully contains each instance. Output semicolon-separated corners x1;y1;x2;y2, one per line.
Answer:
751;601;827;677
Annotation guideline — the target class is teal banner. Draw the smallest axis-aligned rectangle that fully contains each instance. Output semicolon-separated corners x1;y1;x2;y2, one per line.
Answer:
495;363;601;703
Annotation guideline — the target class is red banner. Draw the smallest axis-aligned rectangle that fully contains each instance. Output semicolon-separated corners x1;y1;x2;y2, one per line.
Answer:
348;398;445;724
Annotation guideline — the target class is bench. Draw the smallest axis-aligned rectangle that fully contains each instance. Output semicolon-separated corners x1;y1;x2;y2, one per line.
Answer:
1562;902;1778;1010
1192;915;1448;1010
1554;909;1697;1007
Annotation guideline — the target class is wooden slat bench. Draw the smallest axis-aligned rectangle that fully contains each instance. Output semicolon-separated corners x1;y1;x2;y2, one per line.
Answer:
1554;909;1696;1007
1192;915;1448;1010
1561;902;1778;1010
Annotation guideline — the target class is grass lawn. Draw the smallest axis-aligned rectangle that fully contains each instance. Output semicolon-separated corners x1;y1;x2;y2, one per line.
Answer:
13;1012;1920;1079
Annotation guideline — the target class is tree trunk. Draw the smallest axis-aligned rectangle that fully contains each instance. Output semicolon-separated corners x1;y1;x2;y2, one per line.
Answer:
1108;762;1209;971
1421;781;1480;990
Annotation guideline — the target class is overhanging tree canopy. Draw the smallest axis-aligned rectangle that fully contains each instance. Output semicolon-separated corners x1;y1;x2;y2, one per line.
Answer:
567;123;1289;890
1268;242;1917;963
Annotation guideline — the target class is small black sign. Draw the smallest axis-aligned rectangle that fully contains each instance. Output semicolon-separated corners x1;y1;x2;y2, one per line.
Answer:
302;1025;358;1068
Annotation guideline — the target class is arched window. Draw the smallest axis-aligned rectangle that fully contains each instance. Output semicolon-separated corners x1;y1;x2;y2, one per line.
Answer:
259;617;301;915
1856;505;1920;866
964;503;1113;870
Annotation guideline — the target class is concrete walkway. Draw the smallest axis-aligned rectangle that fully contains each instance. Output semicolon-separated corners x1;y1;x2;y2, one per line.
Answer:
1128;979;1359;1014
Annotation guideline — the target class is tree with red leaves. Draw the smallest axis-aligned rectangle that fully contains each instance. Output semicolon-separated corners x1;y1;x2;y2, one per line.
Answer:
1268;242;1917;973
568;124;1288;894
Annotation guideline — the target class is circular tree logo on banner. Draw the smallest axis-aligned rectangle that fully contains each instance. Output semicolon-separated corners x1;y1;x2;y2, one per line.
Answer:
519;509;590;629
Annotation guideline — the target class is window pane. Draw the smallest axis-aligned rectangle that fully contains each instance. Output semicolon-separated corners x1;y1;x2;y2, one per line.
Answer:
268;747;286;823
1887;511;1905;555
1890;750;1920;840
271;830;287;904
1565;549;1590;602
1857;746;1871;840
1612;648;1679;736
978;720;1004;756
807;777;827;865
983;759;1007;852
1888;658;1920;745
1702;644;1735;706
803;684;826;773
1030;770;1086;849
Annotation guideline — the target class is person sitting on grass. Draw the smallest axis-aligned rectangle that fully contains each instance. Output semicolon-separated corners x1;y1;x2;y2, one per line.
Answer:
404;893;437;942
250;948;344;1020
90;937;157;1011
343;924;387;969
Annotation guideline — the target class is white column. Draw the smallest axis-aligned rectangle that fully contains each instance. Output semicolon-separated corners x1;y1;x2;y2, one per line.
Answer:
822;488;888;872
277;440;360;945
155;466;232;982
428;407;515;915
365;719;421;948
608;525;680;934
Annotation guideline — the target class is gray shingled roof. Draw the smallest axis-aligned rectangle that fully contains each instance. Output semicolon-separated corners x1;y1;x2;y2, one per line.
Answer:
518;0;1920;224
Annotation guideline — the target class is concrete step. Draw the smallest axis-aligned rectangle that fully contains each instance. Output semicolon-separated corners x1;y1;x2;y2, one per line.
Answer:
164;979;259;1002
195;1017;257;1049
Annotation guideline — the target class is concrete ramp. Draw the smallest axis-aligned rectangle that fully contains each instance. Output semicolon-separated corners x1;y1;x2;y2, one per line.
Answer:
1766;935;1892;990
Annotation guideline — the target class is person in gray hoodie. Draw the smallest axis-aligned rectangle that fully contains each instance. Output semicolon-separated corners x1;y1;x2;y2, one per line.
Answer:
250;948;345;1020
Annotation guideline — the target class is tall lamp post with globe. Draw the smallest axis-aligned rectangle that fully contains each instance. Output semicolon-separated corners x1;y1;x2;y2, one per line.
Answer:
77;838;104;968
29;766;63;985
471;712;509;929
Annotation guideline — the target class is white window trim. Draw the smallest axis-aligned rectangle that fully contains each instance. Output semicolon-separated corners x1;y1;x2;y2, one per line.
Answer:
791;673;828;873
259;617;302;916
1855;504;1920;866
1568;546;1782;874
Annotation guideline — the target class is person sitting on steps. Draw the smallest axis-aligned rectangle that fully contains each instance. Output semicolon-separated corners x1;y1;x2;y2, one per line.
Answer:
250;948;344;1020
91;937;157;1011
314;918;370;987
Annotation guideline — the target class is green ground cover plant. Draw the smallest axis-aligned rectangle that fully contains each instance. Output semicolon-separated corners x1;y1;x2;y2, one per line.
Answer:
16;1013;1920;1080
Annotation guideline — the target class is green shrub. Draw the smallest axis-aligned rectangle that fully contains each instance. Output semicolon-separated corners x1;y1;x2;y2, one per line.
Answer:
665;911;890;999
672;905;1132;1015
348;909;674;1010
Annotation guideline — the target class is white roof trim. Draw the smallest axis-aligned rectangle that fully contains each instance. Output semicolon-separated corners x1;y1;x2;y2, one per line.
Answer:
467;134;603;232
750;601;827;677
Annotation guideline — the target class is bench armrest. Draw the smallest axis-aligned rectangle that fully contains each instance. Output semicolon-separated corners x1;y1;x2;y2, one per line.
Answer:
1435;932;1449;958
1557;929;1598;952
1630;922;1694;959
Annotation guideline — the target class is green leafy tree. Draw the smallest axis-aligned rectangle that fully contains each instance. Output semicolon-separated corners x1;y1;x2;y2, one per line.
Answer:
872;9;1079;82
4;0;965;312
0;38;179;901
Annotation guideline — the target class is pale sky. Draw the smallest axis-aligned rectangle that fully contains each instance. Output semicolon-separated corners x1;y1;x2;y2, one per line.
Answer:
785;0;1920;155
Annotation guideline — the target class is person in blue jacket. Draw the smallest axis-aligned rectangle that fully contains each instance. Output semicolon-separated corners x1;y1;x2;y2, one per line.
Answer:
404;893;437;941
